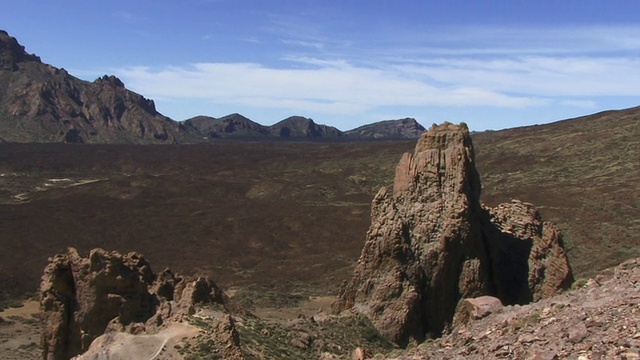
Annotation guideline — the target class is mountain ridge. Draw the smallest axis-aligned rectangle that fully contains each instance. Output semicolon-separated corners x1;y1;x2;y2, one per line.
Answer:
184;114;426;140
0;30;428;143
0;31;193;144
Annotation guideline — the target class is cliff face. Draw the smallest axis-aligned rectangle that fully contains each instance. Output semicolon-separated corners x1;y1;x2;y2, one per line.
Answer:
0;30;192;144
333;122;573;346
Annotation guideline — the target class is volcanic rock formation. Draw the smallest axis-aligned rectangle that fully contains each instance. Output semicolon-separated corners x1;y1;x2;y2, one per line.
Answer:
39;247;231;360
333;122;573;346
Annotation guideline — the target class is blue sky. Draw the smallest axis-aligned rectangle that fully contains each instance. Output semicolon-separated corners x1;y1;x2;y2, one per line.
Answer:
2;1;640;131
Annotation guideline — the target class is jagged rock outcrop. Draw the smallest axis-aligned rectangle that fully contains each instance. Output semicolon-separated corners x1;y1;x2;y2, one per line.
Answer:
483;200;574;304
39;247;228;360
0;30;192;144
333;122;573;346
0;30;41;70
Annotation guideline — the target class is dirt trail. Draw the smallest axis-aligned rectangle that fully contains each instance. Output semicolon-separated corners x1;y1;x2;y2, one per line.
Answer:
75;323;201;360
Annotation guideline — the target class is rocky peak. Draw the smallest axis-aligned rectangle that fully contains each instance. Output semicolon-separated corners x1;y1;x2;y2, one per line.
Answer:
393;122;479;199
94;74;125;88
271;116;317;137
0;30;41;70
333;122;573;346
269;116;342;137
345;118;426;139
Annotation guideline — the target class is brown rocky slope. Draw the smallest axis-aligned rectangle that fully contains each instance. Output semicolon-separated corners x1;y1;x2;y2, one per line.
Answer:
333;123;573;346
390;258;640;359
0;30;192;144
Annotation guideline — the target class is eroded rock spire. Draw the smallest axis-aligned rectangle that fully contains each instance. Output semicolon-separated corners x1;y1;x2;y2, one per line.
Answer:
333;122;573;346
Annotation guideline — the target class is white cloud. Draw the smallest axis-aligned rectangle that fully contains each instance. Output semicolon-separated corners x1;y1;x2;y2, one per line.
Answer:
281;39;324;50
559;99;597;108
396;56;640;97
117;60;544;119
109;24;640;125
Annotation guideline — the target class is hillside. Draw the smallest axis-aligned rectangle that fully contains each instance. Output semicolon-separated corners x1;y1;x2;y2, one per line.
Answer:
0;31;192;144
184;113;269;139
0;106;638;306
344;118;425;139
270;116;343;138
473;106;640;278
393;258;640;359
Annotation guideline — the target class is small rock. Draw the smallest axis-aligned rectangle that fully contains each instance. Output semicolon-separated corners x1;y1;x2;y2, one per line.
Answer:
568;321;589;343
352;347;371;360
527;347;557;360
517;333;538;343
290;338;309;349
319;352;339;359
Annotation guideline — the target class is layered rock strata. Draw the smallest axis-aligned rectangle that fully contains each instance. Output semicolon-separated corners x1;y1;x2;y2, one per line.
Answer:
483;200;574;305
333;122;573;346
39;247;230;360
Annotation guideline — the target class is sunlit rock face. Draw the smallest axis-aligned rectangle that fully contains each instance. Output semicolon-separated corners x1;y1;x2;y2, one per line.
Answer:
333;122;573;346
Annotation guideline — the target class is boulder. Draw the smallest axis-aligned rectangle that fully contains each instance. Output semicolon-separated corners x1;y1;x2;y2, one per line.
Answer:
452;296;503;328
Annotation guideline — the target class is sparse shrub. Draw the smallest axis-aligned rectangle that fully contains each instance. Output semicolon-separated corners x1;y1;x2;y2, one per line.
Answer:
572;278;588;289
0;299;24;310
362;326;382;342
509;313;541;331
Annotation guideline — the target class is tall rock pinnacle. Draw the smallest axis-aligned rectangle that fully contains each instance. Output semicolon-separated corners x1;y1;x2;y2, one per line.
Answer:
333;122;573;346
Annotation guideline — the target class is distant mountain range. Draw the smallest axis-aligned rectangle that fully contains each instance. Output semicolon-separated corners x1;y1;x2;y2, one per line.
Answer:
183;114;425;140
0;30;426;144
